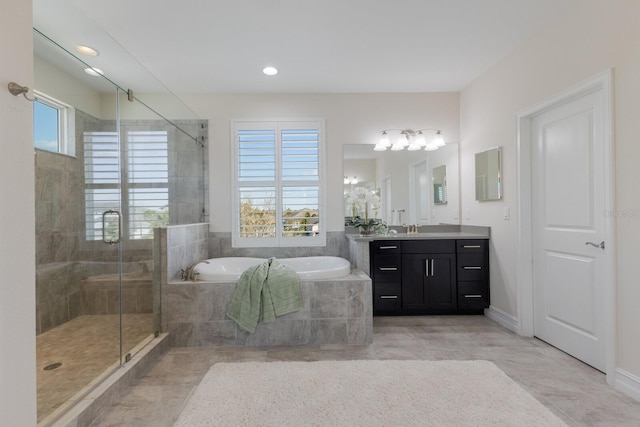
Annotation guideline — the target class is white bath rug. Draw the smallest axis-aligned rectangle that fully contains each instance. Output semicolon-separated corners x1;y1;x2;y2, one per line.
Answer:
174;359;566;427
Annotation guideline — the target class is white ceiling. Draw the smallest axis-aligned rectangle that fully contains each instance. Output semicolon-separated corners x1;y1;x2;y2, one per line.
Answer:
33;0;582;94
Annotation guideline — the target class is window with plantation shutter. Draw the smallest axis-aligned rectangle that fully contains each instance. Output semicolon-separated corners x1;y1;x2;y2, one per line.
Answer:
232;120;325;247
127;131;169;239
84;131;121;241
84;129;169;241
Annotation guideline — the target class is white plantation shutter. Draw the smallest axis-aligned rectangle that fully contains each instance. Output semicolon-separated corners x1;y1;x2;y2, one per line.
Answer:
84;131;120;240
233;120;325;247
127;131;169;239
84;129;169;240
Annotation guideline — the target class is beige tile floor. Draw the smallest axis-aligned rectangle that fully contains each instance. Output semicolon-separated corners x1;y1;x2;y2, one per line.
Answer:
92;316;640;426
36;314;153;423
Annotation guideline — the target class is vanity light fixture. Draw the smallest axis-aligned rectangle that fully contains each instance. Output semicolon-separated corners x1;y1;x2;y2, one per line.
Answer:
374;129;445;152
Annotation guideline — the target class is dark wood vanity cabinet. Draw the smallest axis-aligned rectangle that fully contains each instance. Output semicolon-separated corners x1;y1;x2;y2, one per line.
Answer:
401;240;456;312
456;239;490;311
371;238;489;315
370;241;402;312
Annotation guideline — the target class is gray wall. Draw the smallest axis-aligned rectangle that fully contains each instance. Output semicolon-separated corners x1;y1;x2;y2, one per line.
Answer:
207;231;349;260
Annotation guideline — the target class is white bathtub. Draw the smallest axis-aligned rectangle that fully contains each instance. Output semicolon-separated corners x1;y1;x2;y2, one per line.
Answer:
192;256;351;282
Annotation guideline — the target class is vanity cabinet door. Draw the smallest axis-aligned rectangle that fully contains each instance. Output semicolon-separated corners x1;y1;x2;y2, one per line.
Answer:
400;254;428;311
402;253;456;311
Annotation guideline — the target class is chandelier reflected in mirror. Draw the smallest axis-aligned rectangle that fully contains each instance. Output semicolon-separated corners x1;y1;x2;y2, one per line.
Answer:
374;129;445;152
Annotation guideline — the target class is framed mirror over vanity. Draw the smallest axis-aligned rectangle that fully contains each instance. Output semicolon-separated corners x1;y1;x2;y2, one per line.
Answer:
343;142;460;227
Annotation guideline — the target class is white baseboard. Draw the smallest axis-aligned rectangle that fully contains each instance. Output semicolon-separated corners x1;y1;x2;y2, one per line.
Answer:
615;368;640;402
484;305;518;333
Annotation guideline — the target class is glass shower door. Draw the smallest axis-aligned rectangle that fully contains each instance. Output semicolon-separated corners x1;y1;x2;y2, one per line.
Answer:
34;71;124;423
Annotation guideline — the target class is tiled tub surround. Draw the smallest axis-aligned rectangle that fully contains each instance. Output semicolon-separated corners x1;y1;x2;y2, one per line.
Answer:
155;225;372;347
161;270;373;347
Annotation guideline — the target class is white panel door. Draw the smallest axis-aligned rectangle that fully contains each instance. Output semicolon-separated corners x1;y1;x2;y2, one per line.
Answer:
531;89;607;371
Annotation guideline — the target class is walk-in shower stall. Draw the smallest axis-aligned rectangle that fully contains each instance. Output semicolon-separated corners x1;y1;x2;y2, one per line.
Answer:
32;22;207;423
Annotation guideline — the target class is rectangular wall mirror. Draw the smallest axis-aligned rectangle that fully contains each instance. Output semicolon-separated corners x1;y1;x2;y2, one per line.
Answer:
432;165;447;205
343;143;460;226
475;146;502;201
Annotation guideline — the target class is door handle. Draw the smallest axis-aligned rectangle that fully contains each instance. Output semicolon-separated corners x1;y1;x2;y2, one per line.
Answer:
424;259;435;276
102;209;121;244
585;241;605;249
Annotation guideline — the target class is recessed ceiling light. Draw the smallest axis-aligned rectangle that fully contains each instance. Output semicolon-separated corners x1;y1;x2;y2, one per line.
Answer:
75;45;99;56
84;67;104;77
262;66;278;76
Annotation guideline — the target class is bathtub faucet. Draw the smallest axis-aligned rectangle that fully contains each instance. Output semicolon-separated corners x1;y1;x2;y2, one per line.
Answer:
182;259;210;281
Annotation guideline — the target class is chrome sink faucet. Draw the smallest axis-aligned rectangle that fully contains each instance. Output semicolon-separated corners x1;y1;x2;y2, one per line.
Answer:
181;259;210;281
403;224;419;234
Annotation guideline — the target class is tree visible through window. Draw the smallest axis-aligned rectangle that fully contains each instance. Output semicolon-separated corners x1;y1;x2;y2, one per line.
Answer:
233;120;325;247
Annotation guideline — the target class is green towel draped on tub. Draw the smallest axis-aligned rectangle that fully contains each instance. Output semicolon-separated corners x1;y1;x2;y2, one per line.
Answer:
226;258;302;333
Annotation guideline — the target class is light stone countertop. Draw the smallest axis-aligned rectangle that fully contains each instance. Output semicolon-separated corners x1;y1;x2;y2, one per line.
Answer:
345;231;489;242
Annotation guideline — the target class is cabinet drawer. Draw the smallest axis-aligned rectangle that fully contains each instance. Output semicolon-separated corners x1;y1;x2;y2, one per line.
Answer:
456;239;488;253
457;253;487;281
372;254;401;282
457;282;489;310
371;240;401;255
402;239;454;254
374;283;402;311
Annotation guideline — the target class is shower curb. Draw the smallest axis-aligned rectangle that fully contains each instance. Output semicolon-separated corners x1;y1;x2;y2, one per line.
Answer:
43;333;170;427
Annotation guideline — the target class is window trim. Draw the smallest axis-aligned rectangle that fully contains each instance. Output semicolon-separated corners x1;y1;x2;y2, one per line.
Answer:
33;90;76;156
231;118;326;248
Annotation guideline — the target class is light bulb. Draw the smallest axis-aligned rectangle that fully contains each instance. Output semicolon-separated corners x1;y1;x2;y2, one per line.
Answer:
414;131;427;147
434;131;445;147
407;143;422;151
374;143;388;151
344;176;350;184
351;177;358;184
390;142;404;151
380;131;391;147
398;132;409;147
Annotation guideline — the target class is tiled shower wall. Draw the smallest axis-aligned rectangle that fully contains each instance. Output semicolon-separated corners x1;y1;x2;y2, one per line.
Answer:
35;110;207;334
207;231;350;259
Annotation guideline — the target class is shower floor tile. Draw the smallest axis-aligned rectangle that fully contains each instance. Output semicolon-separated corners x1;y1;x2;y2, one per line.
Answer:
36;314;153;423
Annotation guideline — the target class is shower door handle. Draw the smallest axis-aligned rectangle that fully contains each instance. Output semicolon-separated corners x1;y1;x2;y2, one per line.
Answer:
102;209;121;244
